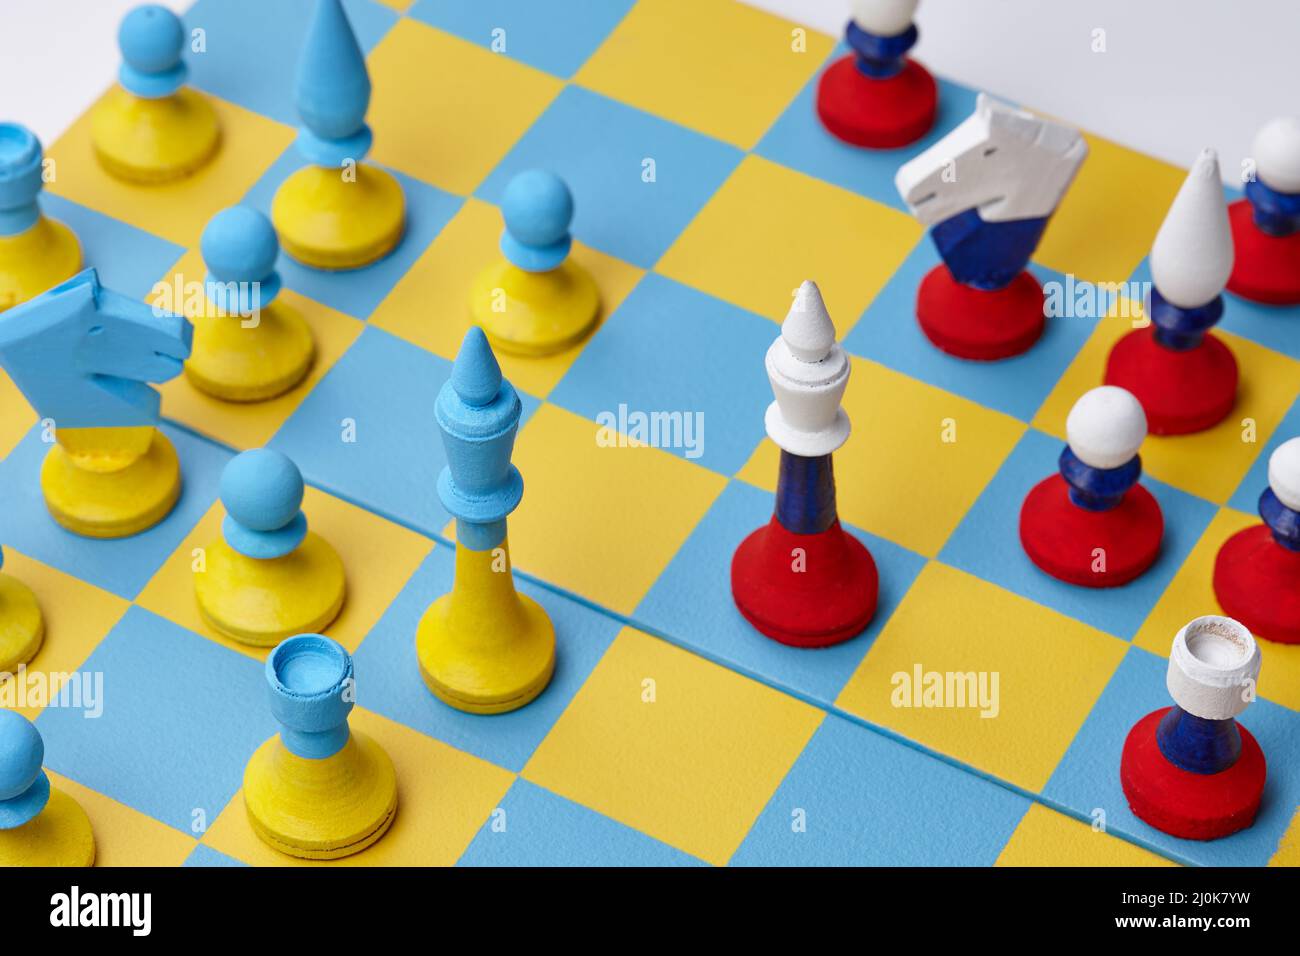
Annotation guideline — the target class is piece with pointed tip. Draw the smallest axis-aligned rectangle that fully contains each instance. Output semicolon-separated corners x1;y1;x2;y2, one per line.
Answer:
1228;117;1300;304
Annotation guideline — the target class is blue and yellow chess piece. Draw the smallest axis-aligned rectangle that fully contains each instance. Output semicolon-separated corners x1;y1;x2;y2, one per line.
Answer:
471;170;599;356
272;0;404;270
0;710;94;867
195;448;345;646
244;635;396;860
0;122;81;312
0;546;43;675
416;329;555;714
186;207;315;402
91;4;220;184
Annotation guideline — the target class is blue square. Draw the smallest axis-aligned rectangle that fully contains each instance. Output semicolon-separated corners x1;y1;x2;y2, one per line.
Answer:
269;327;540;538
843;240;1098;422
41;194;185;301
476;85;741;269
408;0;634;79
636;480;926;706
36;607;275;834
549;274;772;475
732;714;1030;866
1044;646;1300;866
0;424;228;600
186;0;398;127
457;779;703;866
352;545;620;772
241;147;463;320
1229;393;1300;513
940;429;1217;640
756;46;980;213
184;844;247;867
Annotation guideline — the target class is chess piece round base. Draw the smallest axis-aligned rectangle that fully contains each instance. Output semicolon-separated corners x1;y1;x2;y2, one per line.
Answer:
731;518;878;648
272;163;405;271
195;534;345;647
1226;199;1300;305
1104;325;1238;435
0;573;44;673
41;428;181;538
91;87;220;184
244;732;396;860
1213;523;1300;644
0;787;95;867
815;56;937;149
0;217;82;313
186;302;315;402
1121;706;1265;840
470;259;600;357
1019;475;1163;588
916;266;1045;361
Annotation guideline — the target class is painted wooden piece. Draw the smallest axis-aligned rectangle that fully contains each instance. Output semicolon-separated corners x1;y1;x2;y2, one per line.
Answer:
0;711;95;867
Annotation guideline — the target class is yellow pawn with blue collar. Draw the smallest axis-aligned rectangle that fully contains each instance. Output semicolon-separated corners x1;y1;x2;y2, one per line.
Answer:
0;123;81;313
0;711;94;867
91;5;220;184
416;329;556;714
271;0;404;270
471;170;599;356
195;449;345;647
244;635;396;859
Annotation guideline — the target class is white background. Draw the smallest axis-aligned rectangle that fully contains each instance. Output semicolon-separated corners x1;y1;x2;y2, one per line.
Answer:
1;0;1296;181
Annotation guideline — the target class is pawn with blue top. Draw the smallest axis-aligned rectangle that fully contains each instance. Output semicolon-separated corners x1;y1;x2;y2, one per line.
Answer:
91;4;219;183
186;207;315;402
195;448;345;646
1227;117;1300;305
470;170;600;357
416;328;555;713
1019;386;1164;588
244;634;397;859
0;122;82;312
271;0;404;270
0;545;44;675
0;710;95;866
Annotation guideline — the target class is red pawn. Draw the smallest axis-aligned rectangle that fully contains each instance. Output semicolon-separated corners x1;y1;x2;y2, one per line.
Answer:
1226;118;1300;305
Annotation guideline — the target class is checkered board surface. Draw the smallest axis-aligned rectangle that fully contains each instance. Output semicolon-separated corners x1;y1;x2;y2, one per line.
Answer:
2;0;1299;869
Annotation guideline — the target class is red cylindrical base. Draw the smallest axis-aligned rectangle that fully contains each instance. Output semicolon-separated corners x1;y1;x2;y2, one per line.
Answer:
1214;523;1300;644
730;517;878;648
815;55;937;150
1121;707;1266;840
915;265;1046;361
1104;325;1238;435
1226;199;1300;305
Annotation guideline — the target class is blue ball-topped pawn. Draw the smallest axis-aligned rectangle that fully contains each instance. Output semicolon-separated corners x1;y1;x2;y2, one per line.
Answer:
500;170;574;273
221;448;308;560
0;123;46;237
295;0;373;165
0;710;50;829
118;4;188;99
202;207;282;314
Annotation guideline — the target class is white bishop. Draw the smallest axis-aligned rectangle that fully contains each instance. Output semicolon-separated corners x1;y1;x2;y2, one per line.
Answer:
764;280;851;458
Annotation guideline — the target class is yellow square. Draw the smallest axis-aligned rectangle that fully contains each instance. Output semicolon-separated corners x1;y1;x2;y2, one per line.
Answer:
837;562;1128;792
201;706;514;866
150;251;365;449
1271;808;1300;867
996;803;1176;867
367;19;562;195
0;368;34;459
738;357;1024;557
1134;507;1300;711
371;197;643;399
0;550;129;721
47;771;197;866
1035;132;1187;285
136;488;433;662
47;92;295;248
524;627;822;866
373;0;413;10
1033;306;1300;504
658;155;923;327
504;403;726;615
575;0;833;149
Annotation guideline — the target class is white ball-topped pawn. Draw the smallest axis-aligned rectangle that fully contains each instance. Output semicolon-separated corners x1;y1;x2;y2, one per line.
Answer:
764;280;851;459
1267;436;1300;512
1065;386;1147;470
1166;616;1261;721
1150;148;1234;309
1253;117;1300;195
851;0;918;37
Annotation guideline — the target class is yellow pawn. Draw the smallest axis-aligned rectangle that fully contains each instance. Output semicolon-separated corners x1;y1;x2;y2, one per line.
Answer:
0;546;44;675
471;170;599;357
186;208;314;402
0;124;81;313
415;329;556;714
91;6;219;184
0;712;95;868
244;635;396;860
195;449;345;647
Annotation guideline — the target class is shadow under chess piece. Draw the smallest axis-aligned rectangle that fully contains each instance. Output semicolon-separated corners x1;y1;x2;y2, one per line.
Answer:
0;123;81;313
0;710;94;867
